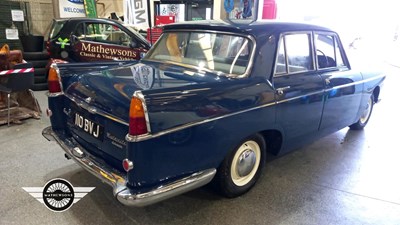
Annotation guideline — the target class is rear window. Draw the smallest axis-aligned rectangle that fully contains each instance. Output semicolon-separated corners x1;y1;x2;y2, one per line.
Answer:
145;31;254;77
49;20;66;39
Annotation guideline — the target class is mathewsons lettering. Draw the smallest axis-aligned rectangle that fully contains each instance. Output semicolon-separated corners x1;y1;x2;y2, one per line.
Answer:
75;42;138;61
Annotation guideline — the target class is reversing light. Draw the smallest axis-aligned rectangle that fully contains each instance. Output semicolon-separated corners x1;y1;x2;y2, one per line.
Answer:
129;97;148;136
48;65;62;93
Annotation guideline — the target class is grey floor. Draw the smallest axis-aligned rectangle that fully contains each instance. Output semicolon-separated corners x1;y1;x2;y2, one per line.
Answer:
0;63;399;225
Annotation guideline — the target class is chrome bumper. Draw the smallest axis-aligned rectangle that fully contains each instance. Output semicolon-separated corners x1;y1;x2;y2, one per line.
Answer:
42;126;216;207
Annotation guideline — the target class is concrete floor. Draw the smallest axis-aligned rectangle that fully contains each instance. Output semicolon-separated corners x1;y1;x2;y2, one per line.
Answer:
0;63;399;225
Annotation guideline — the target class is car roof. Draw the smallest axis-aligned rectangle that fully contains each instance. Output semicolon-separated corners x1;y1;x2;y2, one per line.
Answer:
163;19;335;36
54;17;123;25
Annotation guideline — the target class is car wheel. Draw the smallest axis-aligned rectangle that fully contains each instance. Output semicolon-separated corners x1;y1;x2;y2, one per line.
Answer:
215;134;266;198
349;94;374;130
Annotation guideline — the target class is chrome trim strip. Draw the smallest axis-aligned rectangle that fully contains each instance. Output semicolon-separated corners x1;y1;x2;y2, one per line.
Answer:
126;101;277;142
276;75;385;104
53;63;64;92
276;90;324;104
42;126;216;207
144;30;257;79
133;90;152;133
64;93;129;126
46;92;64;97
126;74;385;143
324;74;386;92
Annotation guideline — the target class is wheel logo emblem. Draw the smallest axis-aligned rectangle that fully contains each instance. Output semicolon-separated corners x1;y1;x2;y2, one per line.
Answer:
42;179;75;212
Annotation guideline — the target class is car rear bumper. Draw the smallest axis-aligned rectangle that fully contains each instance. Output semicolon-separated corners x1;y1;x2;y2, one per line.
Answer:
42;126;216;207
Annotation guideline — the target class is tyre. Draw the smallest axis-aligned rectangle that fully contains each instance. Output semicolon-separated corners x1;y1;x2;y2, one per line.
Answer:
34;67;46;75
23;51;49;60
28;60;48;68
349;94;374;130
32;83;48;91
34;75;47;84
215;134;266;198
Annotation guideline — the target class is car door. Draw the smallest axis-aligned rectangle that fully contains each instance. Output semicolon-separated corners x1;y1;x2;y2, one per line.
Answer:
314;32;363;133
273;32;326;152
70;22;145;62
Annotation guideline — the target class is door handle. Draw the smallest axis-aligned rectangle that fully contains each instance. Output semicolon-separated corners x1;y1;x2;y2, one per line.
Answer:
276;86;291;95
325;78;331;85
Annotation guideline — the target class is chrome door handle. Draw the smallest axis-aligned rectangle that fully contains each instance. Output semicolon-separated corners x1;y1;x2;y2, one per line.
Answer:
325;78;331;85
276;86;291;95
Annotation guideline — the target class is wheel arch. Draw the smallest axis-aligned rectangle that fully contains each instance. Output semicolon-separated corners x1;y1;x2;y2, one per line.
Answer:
259;129;283;156
373;86;380;103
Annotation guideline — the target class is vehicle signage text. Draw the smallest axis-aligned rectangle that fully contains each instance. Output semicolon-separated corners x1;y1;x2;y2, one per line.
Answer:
78;42;137;60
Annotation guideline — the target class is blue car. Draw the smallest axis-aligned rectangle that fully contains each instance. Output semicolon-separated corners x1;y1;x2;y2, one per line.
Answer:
42;20;385;206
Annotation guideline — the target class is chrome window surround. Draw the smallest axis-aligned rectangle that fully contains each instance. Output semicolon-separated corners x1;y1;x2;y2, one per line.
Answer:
313;31;349;70
143;29;257;79
46;63;65;97
273;31;316;77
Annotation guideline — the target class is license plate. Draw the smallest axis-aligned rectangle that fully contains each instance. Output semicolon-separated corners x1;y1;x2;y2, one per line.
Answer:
73;112;103;140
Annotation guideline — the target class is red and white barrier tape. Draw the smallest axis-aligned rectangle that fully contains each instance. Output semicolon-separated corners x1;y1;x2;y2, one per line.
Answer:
0;68;34;76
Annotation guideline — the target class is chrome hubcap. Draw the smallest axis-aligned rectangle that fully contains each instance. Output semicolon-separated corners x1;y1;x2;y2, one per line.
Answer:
236;149;256;177
360;97;372;124
231;140;261;186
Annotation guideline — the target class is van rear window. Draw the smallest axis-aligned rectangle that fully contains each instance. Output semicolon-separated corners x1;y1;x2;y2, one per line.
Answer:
49;20;66;39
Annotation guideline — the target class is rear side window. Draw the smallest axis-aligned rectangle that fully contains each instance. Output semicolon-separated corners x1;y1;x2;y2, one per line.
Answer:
49;20;66;39
274;32;314;75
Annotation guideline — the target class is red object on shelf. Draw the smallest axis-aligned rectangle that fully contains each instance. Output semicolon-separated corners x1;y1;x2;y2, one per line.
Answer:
262;0;277;19
155;16;175;26
147;27;163;44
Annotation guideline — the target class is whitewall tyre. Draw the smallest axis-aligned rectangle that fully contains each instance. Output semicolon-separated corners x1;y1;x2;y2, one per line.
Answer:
215;134;266;198
350;94;374;130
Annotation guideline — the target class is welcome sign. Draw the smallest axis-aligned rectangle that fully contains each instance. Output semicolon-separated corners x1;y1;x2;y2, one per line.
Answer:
59;0;86;18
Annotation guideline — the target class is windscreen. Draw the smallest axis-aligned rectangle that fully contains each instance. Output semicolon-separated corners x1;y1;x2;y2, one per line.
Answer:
49;20;66;39
144;31;254;76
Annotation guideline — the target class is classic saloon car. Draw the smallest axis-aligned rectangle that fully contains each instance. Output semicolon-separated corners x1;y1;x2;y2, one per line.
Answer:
46;18;150;62
42;20;385;206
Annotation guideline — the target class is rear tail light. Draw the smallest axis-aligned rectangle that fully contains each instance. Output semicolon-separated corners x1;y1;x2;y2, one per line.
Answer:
129;96;148;136
48;64;62;93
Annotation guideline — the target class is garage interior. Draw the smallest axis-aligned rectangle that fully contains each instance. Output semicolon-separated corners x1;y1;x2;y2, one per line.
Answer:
1;0;400;224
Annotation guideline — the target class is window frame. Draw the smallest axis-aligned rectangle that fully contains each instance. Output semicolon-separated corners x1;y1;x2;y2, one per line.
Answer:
143;30;257;79
273;31;316;77
73;22;134;48
314;31;350;71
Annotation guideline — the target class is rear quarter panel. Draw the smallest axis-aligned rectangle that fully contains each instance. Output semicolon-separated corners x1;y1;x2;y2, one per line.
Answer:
127;77;278;189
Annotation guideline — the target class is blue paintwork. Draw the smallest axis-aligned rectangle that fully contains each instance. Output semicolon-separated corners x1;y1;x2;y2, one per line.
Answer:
47;20;385;192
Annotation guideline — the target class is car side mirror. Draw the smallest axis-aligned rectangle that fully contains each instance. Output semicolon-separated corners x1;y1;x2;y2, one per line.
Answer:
70;34;79;44
130;39;137;48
